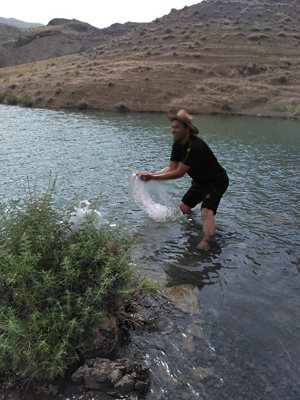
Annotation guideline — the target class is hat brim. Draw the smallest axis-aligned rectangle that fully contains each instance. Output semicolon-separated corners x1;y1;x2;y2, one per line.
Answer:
168;113;199;134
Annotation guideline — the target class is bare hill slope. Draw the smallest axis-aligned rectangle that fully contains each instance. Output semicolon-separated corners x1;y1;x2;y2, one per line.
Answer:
0;0;299;118
0;17;43;28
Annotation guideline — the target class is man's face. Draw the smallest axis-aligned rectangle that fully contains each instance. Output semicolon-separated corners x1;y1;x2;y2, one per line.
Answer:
171;120;190;143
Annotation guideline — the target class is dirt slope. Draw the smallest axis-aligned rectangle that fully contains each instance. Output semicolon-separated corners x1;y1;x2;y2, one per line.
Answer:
0;0;299;118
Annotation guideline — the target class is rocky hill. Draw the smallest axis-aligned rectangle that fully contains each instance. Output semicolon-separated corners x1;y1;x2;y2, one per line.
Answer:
0;0;299;118
0;17;43;28
0;23;20;43
0;18;140;67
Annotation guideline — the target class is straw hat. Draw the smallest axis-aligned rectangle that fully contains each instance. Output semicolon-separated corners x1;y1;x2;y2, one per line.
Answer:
168;109;199;134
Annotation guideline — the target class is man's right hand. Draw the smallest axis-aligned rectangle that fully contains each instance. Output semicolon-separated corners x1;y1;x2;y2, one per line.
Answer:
135;172;153;181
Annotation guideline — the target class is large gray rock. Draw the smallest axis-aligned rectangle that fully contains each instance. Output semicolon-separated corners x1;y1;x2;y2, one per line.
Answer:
72;357;150;395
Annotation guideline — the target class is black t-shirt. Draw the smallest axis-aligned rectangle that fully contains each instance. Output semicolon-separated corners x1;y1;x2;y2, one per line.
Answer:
170;135;226;184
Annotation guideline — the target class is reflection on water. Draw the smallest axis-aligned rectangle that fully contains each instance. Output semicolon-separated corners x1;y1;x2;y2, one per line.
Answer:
1;105;300;399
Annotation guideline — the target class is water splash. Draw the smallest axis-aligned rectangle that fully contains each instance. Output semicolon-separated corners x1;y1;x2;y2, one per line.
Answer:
69;200;103;231
130;174;181;222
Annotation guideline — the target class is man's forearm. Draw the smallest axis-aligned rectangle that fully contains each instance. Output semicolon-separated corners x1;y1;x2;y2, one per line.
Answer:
154;166;171;175
152;170;183;180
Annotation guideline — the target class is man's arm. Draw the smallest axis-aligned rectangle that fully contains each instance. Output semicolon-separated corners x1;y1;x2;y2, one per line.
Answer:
154;161;178;175
136;161;178;178
139;162;190;181
153;162;189;180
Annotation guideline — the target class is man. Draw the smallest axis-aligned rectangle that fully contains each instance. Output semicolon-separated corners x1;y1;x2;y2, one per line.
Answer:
137;109;229;251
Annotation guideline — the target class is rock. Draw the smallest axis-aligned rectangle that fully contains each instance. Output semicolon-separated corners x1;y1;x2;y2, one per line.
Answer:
71;364;87;385
0;390;6;400
135;379;150;393
81;316;120;359
165;284;200;314
114;375;135;393
110;368;123;385
88;362;113;386
126;293;162;328
191;366;215;381
72;357;150;396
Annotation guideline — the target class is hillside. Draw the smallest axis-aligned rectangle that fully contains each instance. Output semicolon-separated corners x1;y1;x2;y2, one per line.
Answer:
0;17;43;28
0;22;20;43
0;0;300;118
0;18;140;67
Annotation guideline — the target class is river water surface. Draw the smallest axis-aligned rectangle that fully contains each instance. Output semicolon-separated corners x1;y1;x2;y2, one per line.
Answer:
1;105;299;399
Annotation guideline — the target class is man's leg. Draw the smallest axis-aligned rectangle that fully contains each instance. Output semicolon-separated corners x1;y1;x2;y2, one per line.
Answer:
197;208;215;250
179;201;192;215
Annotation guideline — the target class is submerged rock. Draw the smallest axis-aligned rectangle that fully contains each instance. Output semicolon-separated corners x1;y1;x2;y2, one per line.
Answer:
165;284;200;314
72;357;150;395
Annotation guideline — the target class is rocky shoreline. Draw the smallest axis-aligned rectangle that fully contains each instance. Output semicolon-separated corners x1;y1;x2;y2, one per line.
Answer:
1;100;299;121
1;290;171;400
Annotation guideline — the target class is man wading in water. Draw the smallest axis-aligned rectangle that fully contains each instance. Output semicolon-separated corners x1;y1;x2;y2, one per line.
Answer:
137;109;229;251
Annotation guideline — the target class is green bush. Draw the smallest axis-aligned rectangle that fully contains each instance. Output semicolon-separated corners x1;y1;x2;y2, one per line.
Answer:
78;101;88;110
0;182;134;384
272;103;287;112
19;94;33;107
116;103;130;113
278;75;288;84
2;90;18;105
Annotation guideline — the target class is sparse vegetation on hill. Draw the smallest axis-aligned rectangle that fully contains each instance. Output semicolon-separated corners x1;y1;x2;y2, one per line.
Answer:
0;0;300;118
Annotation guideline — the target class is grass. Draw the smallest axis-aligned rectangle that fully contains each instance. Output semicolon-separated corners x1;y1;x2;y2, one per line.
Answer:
116;103;130;113
278;75;288;84
78;101;88;110
0;90;18;105
0;180;150;386
19;94;33;107
272;102;300;116
0;91;33;107
0;55;71;79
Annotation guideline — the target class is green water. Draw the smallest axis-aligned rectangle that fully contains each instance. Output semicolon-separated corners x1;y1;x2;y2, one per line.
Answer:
1;105;299;399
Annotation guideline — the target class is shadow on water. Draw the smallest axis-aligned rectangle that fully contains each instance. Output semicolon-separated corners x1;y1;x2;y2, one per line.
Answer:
163;219;224;290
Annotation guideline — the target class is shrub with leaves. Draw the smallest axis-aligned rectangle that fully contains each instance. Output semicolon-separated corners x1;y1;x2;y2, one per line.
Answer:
0;182;133;384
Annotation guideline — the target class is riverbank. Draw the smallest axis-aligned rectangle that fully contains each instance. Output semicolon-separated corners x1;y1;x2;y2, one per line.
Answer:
1;98;300;121
0;55;299;120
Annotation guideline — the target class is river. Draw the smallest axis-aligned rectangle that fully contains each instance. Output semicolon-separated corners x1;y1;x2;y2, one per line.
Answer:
1;105;299;399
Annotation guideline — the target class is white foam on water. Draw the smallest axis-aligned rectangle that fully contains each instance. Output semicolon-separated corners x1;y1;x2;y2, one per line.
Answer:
69;199;104;231
130;174;181;222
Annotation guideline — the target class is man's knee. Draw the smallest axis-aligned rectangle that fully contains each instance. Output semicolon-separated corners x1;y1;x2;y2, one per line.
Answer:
179;201;192;214
201;207;214;220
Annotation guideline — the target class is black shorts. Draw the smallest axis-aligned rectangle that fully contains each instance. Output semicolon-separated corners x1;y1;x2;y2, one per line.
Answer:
182;175;229;215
